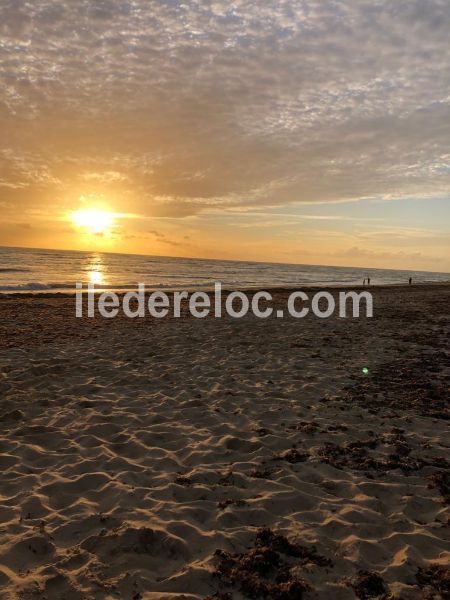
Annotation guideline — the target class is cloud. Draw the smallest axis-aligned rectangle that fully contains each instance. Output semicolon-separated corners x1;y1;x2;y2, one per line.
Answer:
356;227;449;242
147;228;187;247
0;0;449;222
81;171;127;183
336;246;443;265
147;230;165;239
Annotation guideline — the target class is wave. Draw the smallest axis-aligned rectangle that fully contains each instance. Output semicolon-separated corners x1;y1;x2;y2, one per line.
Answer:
0;267;32;273
0;282;74;291
0;280;261;292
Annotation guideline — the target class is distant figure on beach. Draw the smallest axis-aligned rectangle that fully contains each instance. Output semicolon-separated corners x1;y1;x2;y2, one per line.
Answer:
363;278;366;285
409;277;412;285
367;277;371;285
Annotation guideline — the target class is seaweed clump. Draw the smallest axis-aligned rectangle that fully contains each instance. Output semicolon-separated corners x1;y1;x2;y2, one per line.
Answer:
210;528;332;599
348;570;387;599
416;564;450;598
428;471;450;505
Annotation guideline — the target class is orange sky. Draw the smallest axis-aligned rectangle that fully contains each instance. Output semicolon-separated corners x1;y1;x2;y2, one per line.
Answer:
1;1;449;271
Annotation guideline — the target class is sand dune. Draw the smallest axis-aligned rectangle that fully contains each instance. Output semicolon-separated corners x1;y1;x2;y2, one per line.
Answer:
0;286;448;599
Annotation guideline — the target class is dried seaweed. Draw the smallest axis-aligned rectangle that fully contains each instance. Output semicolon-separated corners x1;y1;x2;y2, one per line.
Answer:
210;528;333;599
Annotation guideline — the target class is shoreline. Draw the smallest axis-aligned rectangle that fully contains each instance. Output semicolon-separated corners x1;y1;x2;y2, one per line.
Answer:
1;280;450;299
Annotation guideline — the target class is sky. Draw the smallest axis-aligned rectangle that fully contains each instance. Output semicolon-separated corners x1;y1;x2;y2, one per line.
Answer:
0;0;449;271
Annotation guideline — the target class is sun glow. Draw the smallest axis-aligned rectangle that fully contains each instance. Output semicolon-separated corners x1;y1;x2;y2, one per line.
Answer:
72;208;115;235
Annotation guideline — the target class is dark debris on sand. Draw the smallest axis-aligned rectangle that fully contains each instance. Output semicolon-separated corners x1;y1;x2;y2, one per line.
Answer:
274;447;309;464
286;421;321;434
317;432;447;475
250;467;273;479
416;564;450;599
174;475;193;486
217;498;249;510
347;570;388;599
209;528;332;599
428;471;450;505
318;439;380;472
318;347;449;481
343;354;449;420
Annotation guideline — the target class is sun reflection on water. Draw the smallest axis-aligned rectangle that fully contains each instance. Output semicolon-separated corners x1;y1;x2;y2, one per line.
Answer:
84;254;107;287
89;270;104;285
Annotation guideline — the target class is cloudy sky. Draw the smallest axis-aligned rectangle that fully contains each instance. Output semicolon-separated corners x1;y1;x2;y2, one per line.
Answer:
1;0;449;270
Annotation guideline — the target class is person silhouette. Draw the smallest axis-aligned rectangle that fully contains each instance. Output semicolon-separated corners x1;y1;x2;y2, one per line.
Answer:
367;277;371;285
409;277;412;285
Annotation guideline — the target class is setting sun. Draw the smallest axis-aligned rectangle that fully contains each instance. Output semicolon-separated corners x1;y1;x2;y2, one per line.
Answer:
71;208;115;235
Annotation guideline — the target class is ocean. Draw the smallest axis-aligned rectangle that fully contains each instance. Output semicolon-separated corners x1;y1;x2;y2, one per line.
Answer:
0;246;448;292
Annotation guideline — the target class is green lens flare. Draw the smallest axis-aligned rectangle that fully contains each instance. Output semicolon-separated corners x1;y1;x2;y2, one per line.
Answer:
362;367;369;375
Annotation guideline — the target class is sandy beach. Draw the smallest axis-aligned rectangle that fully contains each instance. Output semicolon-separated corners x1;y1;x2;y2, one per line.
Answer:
0;285;448;599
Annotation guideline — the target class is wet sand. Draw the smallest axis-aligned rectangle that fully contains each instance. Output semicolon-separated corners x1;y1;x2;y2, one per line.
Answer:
0;285;449;599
